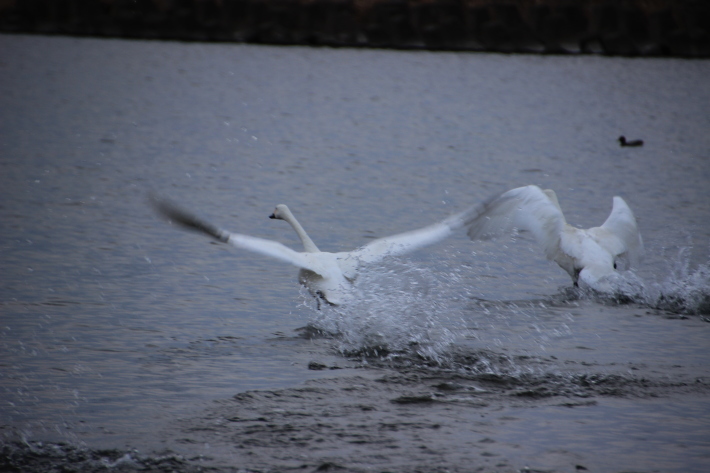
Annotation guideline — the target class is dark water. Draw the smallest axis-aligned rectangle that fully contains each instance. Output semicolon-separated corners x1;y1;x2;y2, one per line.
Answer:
1;34;709;472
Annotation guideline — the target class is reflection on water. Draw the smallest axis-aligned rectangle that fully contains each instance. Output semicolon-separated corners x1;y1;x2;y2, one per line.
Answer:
1;34;709;471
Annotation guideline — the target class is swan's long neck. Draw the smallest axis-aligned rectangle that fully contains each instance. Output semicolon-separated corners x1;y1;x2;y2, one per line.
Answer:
281;207;320;253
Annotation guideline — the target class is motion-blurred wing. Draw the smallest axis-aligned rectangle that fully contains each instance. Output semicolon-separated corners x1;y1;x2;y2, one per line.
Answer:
152;197;324;274
350;204;484;266
466;185;566;260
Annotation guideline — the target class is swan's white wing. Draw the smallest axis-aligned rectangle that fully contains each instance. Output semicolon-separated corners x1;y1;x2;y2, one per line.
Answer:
223;233;320;271
466;185;566;260
350;222;453;265
152;197;324;274
349;205;483;266
597;196;644;268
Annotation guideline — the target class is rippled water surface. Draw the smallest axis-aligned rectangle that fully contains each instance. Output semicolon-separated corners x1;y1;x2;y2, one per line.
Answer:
1;34;709;472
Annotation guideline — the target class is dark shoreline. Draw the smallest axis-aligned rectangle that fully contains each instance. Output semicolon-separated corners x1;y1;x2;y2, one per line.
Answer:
1;0;709;57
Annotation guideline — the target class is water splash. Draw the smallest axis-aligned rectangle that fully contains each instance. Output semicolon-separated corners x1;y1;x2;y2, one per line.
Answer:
299;245;709;370
539;244;709;316
559;270;647;305
303;260;469;363
645;247;710;315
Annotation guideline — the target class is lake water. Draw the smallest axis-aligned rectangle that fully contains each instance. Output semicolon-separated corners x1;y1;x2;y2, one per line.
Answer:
1;34;709;472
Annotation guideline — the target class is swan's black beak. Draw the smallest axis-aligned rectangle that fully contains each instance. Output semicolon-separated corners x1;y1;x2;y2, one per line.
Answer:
269;213;276;219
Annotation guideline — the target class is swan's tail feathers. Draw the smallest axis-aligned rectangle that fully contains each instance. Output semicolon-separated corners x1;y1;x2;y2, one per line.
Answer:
151;196;229;243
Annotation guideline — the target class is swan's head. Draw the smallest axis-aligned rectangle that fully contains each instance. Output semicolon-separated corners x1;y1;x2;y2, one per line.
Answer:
618;136;626;144
269;204;290;220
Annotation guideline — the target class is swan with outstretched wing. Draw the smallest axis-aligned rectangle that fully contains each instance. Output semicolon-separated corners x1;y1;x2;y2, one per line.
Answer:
153;198;483;306
466;185;644;292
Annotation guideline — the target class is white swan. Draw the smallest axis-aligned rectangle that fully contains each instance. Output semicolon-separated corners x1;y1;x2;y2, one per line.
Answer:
466;185;644;291
153;198;481;306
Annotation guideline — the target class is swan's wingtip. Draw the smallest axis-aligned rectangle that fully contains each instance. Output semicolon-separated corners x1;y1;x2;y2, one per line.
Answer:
151;196;228;243
149;194;179;221
611;195;632;210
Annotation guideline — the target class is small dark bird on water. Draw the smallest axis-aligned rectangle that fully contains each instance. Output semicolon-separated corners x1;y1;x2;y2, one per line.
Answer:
618;136;643;147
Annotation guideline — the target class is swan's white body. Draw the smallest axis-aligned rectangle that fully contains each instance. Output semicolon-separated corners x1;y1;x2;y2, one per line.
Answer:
155;200;480;306
466;185;644;291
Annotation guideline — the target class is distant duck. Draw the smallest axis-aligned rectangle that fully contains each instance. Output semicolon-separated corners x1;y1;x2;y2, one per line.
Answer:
466;185;644;292
152;198;482;307
618;136;643;147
